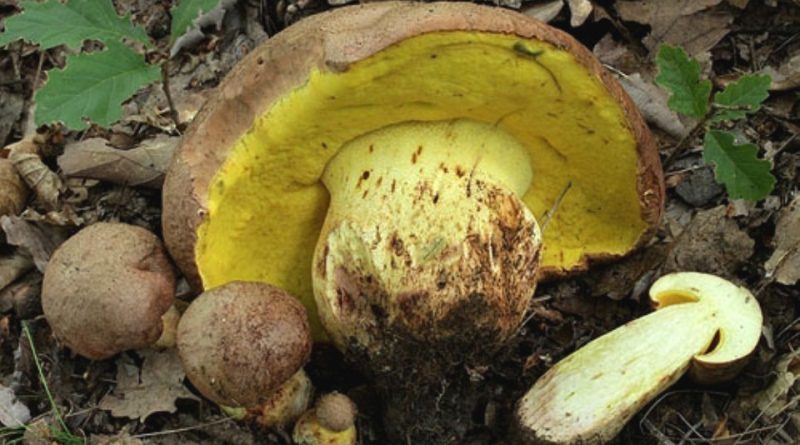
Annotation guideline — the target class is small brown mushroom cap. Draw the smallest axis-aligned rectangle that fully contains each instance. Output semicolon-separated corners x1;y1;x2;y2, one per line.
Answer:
42;223;176;360
177;281;312;407
316;392;357;433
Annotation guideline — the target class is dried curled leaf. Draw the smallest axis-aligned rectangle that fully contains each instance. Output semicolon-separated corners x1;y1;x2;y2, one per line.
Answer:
0;250;34;293
0;157;29;217
8;139;63;211
0;215;69;272
99;349;198;421
765;195;800;285
58;135;178;188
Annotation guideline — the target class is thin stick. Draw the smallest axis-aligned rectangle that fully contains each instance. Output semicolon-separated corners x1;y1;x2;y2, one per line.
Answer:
540;181;572;233
161;60;181;131
131;417;233;439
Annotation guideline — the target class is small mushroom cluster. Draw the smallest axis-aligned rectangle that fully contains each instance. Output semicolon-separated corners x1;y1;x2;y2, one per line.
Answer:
35;2;766;445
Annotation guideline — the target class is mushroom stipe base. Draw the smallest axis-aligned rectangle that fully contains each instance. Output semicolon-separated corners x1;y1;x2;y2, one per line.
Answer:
193;31;651;337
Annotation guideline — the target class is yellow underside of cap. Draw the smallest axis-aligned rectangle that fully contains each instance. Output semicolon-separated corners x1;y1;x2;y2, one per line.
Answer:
196;31;647;337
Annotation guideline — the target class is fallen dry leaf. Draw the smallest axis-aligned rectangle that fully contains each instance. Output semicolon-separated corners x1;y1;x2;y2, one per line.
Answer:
617;73;690;138
0;157;29;217
175;90;211;125
0;215;69;272
593;34;642;74
58;135;178;188
740;351;800;419
665;206;755;279
8;139;63;211
99;349;199;421
0;250;34;293
727;0;750;8
765;194;800;285
762;52;800;91
567;0;592;27
615;0;732;58
522;0;564;23
0;384;31;427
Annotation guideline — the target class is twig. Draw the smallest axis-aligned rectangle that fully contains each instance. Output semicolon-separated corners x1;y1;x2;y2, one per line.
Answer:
161;60;181;131
32;51;45;92
663;115;710;167
131;417;233;439
540;181;572;233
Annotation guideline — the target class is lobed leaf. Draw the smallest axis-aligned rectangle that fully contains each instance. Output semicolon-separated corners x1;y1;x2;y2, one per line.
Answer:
655;45;712;119
703;130;775;201
170;0;222;43
0;0;150;49
711;74;771;122
34;40;160;129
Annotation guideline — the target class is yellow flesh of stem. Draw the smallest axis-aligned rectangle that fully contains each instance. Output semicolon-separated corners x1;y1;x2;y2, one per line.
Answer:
517;302;719;444
196;31;645;336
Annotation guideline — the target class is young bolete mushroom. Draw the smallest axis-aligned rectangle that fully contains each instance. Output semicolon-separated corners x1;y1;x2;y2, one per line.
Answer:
176;281;312;410
162;1;663;442
42;222;176;360
293;392;357;445
514;272;763;445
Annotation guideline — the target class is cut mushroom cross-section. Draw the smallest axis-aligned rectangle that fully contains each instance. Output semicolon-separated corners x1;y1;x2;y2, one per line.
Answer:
161;2;665;443
514;272;763;445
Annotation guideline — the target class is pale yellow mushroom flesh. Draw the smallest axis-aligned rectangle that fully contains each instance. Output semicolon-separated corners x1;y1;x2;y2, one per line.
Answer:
313;119;542;355
514;272;763;445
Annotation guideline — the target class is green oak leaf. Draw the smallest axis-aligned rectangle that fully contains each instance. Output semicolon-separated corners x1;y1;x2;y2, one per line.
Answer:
35;40;160;129
711;74;772;122
655;45;712;119
170;0;222;43
703;130;775;201
0;0;150;49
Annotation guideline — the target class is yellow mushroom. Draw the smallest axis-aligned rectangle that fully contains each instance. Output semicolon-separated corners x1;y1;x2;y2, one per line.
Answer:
514;272;763;445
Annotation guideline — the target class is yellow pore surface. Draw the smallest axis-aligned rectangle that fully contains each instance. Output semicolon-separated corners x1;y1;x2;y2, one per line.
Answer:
197;31;648;335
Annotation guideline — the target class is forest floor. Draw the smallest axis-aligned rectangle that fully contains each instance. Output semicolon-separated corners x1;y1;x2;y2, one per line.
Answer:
0;0;799;444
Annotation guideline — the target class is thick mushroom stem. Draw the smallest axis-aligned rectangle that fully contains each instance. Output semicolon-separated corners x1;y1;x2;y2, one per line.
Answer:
314;119;540;353
313;119;541;442
514;272;763;445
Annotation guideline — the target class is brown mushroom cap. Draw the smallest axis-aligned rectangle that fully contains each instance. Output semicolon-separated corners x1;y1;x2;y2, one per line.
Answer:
42;223;176;360
162;1;663;338
316;392;357;433
176;281;312;407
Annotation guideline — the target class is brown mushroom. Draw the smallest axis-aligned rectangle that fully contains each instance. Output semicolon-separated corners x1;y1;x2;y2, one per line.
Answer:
293;392;357;445
42;222;176;360
176;281;312;408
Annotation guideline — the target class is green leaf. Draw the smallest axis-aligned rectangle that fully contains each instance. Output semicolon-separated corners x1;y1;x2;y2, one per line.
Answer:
711;74;772;122
34;40;161;129
703;130;775;201
0;0;150;49
170;0;221;43
655;45;712;119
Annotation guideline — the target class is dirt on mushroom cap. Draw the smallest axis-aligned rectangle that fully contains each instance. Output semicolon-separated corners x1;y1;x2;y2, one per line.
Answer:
41;222;176;360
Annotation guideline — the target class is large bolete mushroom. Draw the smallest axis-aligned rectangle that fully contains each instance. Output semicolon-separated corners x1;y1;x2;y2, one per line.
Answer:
162;2;663;442
514;272;763;444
